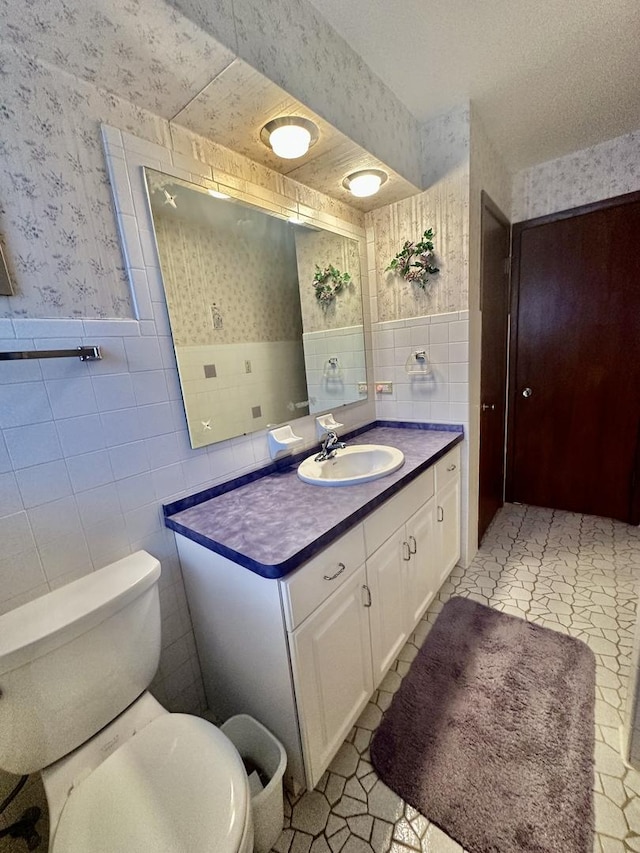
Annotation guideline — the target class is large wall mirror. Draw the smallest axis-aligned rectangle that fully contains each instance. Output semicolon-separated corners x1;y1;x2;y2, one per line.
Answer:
144;169;367;448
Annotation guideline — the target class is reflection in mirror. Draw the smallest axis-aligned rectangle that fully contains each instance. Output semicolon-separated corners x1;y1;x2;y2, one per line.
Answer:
144;169;366;449
295;230;365;416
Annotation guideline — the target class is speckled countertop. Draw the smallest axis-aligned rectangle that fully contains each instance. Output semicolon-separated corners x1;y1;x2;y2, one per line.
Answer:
164;423;463;579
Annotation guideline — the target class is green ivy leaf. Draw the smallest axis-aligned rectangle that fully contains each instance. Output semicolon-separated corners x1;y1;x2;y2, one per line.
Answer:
386;227;440;290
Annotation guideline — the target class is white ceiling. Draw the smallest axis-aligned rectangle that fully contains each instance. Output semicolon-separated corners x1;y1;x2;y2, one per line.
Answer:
306;0;640;171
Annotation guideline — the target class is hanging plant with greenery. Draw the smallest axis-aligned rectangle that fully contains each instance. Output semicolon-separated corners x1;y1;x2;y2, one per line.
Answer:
312;264;351;306
386;228;440;290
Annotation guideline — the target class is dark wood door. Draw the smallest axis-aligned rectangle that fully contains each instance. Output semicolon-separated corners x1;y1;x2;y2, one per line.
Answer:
478;193;510;542
508;192;640;523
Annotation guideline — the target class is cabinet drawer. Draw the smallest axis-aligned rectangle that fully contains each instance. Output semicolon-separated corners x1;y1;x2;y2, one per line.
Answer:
363;467;434;556
435;445;461;490
280;526;366;631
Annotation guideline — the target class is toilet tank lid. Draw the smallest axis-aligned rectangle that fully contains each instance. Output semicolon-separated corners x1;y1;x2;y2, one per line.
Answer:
0;551;161;676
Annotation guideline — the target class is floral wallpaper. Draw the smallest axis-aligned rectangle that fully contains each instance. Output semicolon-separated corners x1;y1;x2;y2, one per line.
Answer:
0;42;173;319
421;104;471;188
0;0;235;119
367;165;470;322
0;0;423;319
469;105;512;222
469;104;512;314
152;207;303;346
223;0;424;188
512;128;640;222
295;230;363;333
364;106;474;324
0;37;368;319
0;0;424;204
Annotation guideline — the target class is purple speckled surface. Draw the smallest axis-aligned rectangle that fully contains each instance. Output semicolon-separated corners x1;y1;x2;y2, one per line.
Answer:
167;426;462;578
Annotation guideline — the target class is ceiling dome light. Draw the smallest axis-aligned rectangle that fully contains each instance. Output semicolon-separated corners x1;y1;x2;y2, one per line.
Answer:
260;117;319;160
343;169;388;198
270;125;310;159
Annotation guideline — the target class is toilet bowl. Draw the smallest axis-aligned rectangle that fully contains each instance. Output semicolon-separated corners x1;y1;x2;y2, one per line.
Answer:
0;552;253;853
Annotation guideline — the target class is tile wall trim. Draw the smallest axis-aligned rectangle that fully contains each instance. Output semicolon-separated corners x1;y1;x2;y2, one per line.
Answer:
101;124;367;325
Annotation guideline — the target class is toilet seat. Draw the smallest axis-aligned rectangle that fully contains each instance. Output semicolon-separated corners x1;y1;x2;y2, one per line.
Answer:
51;714;250;853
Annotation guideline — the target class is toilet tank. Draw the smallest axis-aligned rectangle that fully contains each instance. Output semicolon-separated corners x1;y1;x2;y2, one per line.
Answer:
0;551;162;775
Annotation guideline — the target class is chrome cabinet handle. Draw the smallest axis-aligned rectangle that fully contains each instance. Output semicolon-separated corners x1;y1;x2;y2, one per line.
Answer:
481;403;495;411
362;584;372;607
522;387;533;398
408;535;417;554
446;463;456;471
437;506;444;522
402;541;411;561
324;562;346;581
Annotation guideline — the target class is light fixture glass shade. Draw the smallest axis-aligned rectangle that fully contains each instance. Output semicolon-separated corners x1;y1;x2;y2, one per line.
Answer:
269;125;312;159
261;117;319;160
345;170;387;198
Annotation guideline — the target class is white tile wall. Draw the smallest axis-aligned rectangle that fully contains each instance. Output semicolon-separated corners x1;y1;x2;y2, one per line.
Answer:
0;127;376;722
0;318;205;712
371;310;471;566
303;325;367;413
372;312;469;425
178;340;308;447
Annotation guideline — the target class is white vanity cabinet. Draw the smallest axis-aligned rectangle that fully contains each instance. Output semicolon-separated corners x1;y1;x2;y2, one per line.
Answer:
174;444;461;793
435;446;461;584
405;499;439;627
364;466;438;685
366;527;409;685
288;564;373;788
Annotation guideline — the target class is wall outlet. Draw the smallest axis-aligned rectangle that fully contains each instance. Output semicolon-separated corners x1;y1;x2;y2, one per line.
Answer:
244;360;252;373
375;381;393;394
357;382;368;394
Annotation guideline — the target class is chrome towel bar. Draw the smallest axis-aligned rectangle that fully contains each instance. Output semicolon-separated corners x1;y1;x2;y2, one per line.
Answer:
0;346;102;362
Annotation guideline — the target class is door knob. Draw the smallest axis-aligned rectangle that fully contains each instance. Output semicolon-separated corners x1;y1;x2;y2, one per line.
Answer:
481;403;495;411
522;387;533;398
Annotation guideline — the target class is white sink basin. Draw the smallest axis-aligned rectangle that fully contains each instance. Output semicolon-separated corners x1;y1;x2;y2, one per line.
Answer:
297;444;405;487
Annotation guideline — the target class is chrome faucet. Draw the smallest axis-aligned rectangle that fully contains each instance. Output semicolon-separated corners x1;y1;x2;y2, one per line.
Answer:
314;431;346;462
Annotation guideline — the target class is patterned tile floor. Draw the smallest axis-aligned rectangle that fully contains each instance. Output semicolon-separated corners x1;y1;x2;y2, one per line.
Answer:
1;503;638;853
271;503;640;853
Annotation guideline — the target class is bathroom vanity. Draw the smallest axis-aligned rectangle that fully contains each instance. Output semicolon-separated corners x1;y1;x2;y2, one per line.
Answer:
164;424;462;791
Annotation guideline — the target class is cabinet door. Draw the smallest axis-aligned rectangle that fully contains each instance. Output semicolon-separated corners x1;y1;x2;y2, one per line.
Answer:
405;496;438;628
367;528;409;687
289;564;373;789
437;475;461;583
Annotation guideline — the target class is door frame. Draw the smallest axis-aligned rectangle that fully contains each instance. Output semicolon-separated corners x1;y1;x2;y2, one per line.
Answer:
478;190;511;541
506;188;640;502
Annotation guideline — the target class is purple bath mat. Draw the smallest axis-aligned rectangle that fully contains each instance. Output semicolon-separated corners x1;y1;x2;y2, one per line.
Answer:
370;596;595;853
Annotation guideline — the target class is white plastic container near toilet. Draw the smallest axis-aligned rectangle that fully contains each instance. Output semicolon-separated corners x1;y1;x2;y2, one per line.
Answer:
222;714;287;853
0;552;254;853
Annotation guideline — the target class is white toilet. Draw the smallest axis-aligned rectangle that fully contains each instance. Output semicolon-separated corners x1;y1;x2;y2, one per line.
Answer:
0;551;254;853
